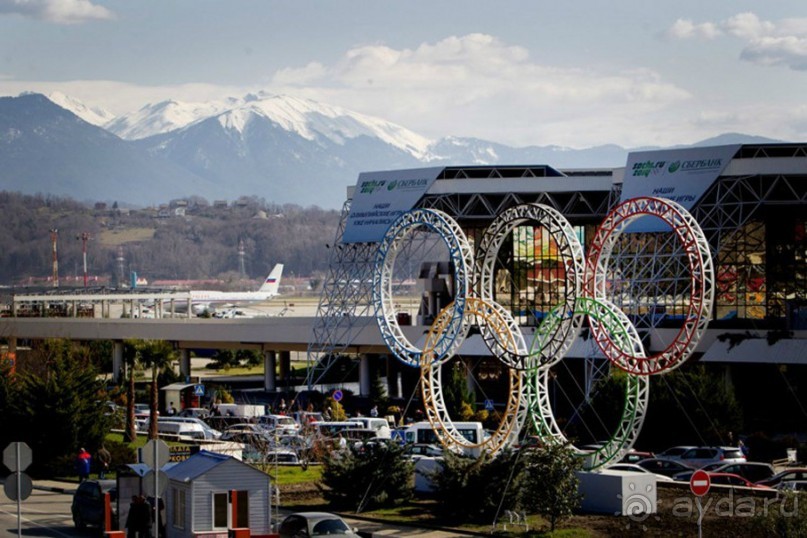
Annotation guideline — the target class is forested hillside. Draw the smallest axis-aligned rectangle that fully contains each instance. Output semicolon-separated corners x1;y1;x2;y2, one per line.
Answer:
0;192;341;286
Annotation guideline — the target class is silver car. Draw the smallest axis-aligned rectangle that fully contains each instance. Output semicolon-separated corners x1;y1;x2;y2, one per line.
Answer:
279;512;359;538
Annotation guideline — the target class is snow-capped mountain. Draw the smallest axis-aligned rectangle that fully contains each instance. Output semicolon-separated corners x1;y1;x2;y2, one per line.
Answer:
0;91;785;208
106;92;434;160
46;91;116;126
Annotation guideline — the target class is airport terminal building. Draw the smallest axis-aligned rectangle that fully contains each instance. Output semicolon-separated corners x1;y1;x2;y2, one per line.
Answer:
310;143;807;435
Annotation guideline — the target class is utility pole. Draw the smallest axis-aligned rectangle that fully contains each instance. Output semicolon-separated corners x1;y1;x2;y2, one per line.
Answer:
76;232;90;288
238;238;246;278
49;229;59;287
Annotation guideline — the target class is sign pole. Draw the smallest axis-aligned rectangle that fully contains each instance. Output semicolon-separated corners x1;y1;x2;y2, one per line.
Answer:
15;443;21;538
696;497;703;538
153;440;159;538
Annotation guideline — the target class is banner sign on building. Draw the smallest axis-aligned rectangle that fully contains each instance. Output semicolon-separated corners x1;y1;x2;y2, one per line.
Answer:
621;144;740;231
342;167;443;243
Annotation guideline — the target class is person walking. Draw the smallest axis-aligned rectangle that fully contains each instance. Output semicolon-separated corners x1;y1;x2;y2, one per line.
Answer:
97;444;112;479
166;401;176;416
126;495;152;538
75;448;92;481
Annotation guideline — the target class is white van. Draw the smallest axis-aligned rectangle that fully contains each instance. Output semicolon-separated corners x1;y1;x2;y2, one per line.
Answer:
348;417;391;439
156;420;207;440
152;417;221;440
311;421;363;438
403;421;486;457
256;414;300;434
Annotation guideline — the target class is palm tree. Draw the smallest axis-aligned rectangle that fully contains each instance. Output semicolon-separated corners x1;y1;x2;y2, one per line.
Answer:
136;340;177;440
123;340;139;444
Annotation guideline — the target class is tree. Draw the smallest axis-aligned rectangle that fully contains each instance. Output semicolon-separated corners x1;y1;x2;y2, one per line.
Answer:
431;450;521;522
319;441;413;511
516;444;582;532
135;340;177;439
441;360;475;419
122;340;139;443
2;339;114;477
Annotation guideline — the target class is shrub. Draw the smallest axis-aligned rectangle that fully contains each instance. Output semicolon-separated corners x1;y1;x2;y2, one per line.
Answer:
318;441;413;511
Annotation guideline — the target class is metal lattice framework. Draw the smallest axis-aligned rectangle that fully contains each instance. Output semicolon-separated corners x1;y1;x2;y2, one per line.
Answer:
526;296;649;469
475;203;586;370
373;209;474;368
421;297;527;455
585;197;715;375
305;200;379;388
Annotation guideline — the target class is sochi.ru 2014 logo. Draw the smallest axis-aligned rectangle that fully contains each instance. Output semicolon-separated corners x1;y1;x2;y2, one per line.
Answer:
668;161;681;173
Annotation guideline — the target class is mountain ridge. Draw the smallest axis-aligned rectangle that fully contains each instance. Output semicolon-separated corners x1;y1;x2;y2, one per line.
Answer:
0;91;788;208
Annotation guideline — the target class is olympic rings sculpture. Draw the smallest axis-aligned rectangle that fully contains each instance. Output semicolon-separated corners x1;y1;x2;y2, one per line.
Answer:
475;203;586;371
584;196;715;375
525;296;649;468
372;197;714;463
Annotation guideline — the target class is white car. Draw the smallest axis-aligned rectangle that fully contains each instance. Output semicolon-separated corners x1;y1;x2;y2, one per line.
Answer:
608;463;674;482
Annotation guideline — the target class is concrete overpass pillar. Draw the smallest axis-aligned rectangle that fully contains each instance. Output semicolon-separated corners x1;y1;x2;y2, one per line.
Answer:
264;350;277;392
112;341;124;384
278;351;291;384
386;355;401;398
179;348;191;380
359;354;371;398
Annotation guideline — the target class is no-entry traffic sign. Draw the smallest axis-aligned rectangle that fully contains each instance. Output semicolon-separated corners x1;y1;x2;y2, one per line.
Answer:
690;469;711;497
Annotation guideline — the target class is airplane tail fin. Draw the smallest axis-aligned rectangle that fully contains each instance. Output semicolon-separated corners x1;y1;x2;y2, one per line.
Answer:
258;264;283;295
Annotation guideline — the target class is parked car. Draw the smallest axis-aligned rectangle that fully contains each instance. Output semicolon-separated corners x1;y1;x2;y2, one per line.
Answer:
776;480;807;493
607;463;674;482
178;407;210;419
279;512;359;538
405;443;444;459
636;458;692;478
677;446;746;469
72;479;117;529
655;445;697;460
620;450;655;464
707;472;772;490
673;462;774;484
256;414;301;434
757;467;807;487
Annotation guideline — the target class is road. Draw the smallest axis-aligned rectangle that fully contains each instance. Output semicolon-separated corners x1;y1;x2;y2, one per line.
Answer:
0;486;79;537
1;481;478;537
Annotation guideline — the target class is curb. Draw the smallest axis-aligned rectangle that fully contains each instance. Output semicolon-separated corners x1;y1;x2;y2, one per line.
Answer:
33;482;76;494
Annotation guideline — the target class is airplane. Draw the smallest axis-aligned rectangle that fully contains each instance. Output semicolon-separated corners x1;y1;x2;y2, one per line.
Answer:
166;264;284;316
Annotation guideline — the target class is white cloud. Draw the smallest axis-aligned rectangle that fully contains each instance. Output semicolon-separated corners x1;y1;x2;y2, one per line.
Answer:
0;0;113;24
665;19;722;40
268;34;691;147
666;11;807;72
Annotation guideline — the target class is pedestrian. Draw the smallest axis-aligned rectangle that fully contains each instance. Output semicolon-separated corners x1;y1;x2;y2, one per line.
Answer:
739;439;750;458
97;444;112;479
166;401;176;416
126;495;152;538
337;433;347;451
279;398;287;414
75;448;92;481
370;405;379;418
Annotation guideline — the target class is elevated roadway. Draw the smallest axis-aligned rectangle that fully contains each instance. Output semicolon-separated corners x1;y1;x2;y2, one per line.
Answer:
0;315;426;395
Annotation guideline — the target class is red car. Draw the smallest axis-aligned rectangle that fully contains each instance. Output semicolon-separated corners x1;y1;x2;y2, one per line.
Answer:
707;472;773;490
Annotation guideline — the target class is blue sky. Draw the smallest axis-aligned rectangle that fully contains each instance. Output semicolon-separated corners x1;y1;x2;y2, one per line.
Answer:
2;0;807;148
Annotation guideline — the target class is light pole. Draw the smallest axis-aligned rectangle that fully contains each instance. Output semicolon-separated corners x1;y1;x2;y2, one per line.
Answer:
76;232;90;288
49;229;59;287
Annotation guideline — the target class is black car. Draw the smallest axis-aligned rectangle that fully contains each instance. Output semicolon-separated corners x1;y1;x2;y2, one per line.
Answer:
71;479;117;529
636;458;692;478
